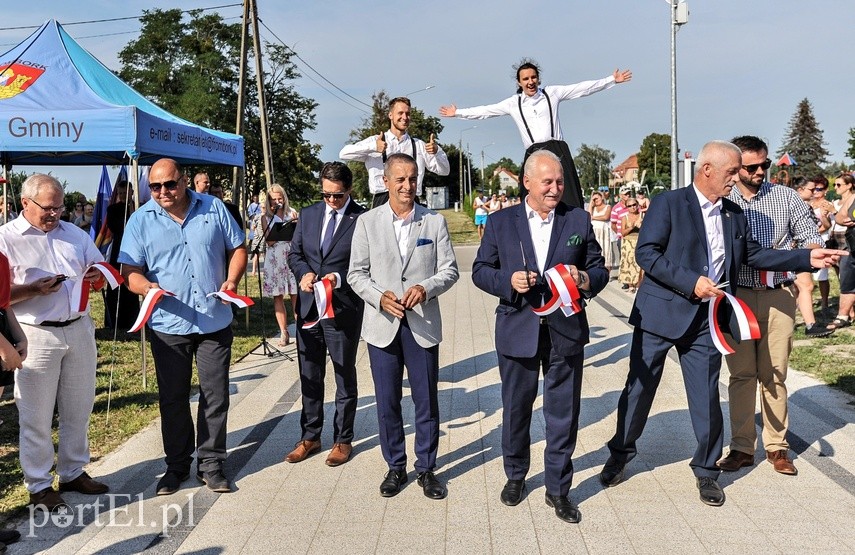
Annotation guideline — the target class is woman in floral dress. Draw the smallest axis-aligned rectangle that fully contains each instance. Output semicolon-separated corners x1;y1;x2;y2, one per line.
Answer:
262;184;299;346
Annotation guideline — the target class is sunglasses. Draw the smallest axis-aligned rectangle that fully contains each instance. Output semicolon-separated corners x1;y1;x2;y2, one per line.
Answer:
741;159;772;173
814;187;826;192
626;203;639;207
321;192;346;200
149;180;180;192
75;204;83;208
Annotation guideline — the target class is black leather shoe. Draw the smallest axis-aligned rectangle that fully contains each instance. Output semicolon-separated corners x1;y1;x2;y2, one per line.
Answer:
696;477;725;506
544;493;581;523
156;471;189;496
599;458;626;487
197;469;232;493
500;479;525;506
417;471;447;500
380;470;407;497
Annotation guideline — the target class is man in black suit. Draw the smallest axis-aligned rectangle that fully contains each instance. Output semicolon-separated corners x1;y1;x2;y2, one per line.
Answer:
599;141;843;506
285;162;366;466
472;150;609;523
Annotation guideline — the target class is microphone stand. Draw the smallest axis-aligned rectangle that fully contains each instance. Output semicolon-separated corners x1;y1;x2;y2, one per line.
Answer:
251;211;292;360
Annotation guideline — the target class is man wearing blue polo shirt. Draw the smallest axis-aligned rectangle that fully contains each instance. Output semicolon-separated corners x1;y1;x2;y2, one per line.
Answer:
119;158;246;495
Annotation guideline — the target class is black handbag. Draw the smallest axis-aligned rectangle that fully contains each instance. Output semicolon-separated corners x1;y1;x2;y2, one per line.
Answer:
0;309;17;387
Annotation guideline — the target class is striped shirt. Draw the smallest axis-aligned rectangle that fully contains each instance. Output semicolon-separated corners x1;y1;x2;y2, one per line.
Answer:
728;182;823;288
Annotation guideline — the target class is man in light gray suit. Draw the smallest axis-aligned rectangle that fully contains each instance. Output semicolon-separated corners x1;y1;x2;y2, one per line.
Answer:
348;153;459;500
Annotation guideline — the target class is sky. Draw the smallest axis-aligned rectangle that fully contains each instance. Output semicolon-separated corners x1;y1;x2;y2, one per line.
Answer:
2;0;854;199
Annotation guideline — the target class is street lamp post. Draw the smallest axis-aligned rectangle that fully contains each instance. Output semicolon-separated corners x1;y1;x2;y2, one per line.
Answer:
670;0;689;189
653;141;658;178
458;126;476;205
480;142;495;186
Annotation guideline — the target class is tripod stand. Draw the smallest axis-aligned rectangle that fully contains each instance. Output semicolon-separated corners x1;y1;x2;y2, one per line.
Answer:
250;216;295;360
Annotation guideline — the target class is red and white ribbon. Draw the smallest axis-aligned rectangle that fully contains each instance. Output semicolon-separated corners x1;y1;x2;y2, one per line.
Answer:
531;264;583;318
301;278;335;329
758;270;775;288
207;290;255;308
129;287;175;333
708;291;761;355
71;262;124;313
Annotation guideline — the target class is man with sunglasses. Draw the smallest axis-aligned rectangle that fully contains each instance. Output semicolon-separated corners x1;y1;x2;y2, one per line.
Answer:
717;136;823;477
0;174;109;510
119;158;246;495
340;96;449;207
284;162;366;467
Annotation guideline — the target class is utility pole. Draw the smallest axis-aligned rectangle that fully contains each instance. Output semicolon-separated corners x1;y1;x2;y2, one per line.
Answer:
671;0;689;189
250;0;273;191
232;0;250;210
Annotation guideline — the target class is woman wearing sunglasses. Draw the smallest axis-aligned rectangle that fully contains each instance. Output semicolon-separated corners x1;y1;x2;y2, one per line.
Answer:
261;185;299;346
828;174;855;329
618;199;643;293
588;191;613;274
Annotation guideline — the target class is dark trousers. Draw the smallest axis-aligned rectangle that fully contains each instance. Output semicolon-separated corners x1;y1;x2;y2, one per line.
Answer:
149;326;233;474
296;316;361;443
104;284;140;331
607;306;723;478
498;323;584;496
367;318;439;473
372;191;389;208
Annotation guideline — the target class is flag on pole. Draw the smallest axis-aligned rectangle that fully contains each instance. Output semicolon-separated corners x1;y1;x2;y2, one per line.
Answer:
91;166;113;255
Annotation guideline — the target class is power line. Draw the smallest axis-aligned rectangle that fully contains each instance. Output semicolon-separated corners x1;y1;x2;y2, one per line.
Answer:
257;19;373;110
0;3;242;31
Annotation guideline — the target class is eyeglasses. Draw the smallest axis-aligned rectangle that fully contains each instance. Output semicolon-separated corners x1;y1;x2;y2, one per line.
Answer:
27;198;65;214
814;187;826;192
75;204;83;208
741;159;772;173
321;192;346;200
149;180;180;193
626;203;639;208
835;182;847;187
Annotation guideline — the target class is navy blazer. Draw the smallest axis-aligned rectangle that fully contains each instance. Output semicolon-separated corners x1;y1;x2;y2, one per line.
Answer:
629;186;813;340
472;202;609;358
288;199;366;324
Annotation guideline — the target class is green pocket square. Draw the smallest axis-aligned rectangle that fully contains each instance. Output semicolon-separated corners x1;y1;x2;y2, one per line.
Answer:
567;234;583;246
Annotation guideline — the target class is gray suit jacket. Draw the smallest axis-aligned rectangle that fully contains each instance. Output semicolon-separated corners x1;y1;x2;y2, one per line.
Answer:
347;203;459;349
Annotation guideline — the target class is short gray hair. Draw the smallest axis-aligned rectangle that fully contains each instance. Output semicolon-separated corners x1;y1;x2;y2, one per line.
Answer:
21;174;63;200
695;141;741;173
524;149;562;177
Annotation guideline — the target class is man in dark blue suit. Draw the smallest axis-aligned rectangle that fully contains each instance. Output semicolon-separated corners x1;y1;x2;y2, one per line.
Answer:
472;150;609;523
600;141;844;506
285;162;366;466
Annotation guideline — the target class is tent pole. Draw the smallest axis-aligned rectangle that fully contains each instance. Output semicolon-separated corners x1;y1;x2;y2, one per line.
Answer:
250;0;274;190
131;159;147;390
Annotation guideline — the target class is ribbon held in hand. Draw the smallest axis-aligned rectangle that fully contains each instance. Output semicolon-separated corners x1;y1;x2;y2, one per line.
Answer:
207;290;255;308
708;291;761;355
129;287;175;333
71;262;124;312
531;264;582;318
301;278;335;329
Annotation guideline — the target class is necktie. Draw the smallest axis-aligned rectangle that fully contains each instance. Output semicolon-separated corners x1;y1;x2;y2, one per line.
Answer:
321;210;337;256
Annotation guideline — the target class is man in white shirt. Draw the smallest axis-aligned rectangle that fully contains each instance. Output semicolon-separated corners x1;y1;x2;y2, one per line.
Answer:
340;97;450;207
0;174;109;511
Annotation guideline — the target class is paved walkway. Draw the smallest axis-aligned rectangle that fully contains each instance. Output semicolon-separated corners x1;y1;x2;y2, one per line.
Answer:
9;244;855;554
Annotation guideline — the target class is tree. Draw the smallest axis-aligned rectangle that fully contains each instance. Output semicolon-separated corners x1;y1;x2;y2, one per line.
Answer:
777;98;829;177
574;144;614;190
847;127;855;160
118;9;320;204
345;91;447;201
636;133;671;184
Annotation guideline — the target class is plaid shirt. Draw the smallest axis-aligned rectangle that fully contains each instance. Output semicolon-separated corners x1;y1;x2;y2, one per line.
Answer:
728;182;823;288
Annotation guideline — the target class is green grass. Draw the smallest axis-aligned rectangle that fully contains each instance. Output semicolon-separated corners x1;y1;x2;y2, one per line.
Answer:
0;275;279;521
439;208;479;245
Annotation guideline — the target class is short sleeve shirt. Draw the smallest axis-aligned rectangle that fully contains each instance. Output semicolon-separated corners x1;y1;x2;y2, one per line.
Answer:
0;252;9;310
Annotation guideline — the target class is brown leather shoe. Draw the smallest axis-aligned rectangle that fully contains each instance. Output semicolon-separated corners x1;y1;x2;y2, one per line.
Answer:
285;440;321;463
29;487;67;510
716;450;755;472
325;443;353;467
767;450;797;475
59;471;109;495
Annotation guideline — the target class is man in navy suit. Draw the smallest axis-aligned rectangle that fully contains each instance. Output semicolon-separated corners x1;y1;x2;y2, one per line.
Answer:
285;162;366;467
599;141;844;506
472;150;609;524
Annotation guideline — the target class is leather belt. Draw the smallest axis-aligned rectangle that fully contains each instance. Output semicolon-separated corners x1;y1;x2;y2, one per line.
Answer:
738;281;794;291
39;316;82;328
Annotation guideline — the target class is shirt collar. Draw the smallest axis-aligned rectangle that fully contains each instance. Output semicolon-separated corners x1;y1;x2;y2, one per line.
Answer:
692;184;722;213
328;197;351;218
391;206;415;223
386;131;411;144
525;197;554;223
520;89;543;103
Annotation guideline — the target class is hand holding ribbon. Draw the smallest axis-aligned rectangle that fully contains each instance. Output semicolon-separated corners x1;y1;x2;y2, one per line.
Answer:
301;277;335;329
531;264;583;317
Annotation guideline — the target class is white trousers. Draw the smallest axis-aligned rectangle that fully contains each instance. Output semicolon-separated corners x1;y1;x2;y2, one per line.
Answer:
15;316;97;493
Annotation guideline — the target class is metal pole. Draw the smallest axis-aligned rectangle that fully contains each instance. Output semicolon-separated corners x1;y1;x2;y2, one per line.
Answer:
459;139;463;206
670;0;679;189
232;0;250;199
481;150;485;184
250;0;273;190
466;143;472;200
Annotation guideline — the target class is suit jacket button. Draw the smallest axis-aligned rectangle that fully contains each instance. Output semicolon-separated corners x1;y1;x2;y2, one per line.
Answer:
703;265;709;271
402;277;407;282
